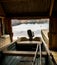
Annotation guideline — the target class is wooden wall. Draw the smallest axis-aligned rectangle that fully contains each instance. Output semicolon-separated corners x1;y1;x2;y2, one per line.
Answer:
0;19;2;36
4;18;13;41
49;18;57;51
0;17;4;36
0;3;5;36
0;4;5;16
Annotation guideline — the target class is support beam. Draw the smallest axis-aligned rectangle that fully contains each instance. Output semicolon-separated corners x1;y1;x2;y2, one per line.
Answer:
33;44;38;65
0;4;5;16
49;0;54;16
3;50;47;57
0;2;6;16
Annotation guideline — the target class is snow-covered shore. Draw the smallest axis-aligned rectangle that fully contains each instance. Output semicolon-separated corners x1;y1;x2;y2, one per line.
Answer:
12;22;49;40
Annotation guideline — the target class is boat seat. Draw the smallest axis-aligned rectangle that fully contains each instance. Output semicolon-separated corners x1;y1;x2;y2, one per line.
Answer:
17;37;29;41
33;37;41;41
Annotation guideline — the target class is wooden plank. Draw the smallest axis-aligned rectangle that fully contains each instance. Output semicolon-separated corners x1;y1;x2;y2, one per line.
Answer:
0;39;17;51
32;44;38;65
3;51;35;57
51;51;57;64
39;44;42;65
41;37;56;65
16;41;42;45
49;0;54;16
41;37;50;56
3;50;47;57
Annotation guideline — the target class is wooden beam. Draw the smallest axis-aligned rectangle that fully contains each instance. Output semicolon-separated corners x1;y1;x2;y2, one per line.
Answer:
49;0;54;16
3;50;47;57
0;3;5;16
33;44;38;65
41;37;50;56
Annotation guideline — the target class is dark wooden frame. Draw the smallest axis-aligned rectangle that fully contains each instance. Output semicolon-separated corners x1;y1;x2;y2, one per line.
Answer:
0;18;2;36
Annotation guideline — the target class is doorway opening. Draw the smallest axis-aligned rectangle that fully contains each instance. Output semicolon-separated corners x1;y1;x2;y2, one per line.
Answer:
11;19;49;41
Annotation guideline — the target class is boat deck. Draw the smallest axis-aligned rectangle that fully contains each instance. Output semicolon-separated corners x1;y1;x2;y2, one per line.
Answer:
0;36;57;65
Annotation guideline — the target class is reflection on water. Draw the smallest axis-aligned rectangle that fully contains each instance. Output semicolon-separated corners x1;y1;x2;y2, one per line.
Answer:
12;23;49;40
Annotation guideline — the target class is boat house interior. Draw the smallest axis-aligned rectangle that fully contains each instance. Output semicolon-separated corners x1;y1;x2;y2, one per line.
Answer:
0;0;57;65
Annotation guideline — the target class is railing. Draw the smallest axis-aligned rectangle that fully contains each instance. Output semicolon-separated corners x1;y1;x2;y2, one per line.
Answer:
41;37;56;65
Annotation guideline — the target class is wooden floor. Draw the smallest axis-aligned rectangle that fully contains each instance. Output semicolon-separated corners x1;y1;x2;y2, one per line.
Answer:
0;55;46;65
51;51;57;64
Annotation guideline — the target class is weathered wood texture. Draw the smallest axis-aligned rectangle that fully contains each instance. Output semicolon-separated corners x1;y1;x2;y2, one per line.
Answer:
41;29;49;47
0;4;5;16
0;19;2;36
49;18;57;50
51;51;57;64
4;18;13;41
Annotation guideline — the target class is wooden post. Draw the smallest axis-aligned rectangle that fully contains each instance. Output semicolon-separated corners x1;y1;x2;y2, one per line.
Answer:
49;17;57;50
49;0;54;16
4;18;13;41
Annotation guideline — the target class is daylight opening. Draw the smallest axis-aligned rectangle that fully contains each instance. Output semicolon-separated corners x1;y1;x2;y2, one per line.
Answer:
11;19;49;40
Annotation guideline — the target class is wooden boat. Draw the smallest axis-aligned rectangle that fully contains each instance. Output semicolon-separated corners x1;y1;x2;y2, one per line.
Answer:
0;0;57;65
0;37;56;65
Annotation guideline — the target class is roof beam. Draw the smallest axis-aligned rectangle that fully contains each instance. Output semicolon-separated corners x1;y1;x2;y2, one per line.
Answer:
49;0;54;16
0;2;5;16
0;2;7;16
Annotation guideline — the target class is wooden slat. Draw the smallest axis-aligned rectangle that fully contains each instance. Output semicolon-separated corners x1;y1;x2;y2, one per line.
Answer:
49;0;54;16
51;51;57;64
41;37;50;56
17;41;42;45
32;44;38;65
41;37;56;65
41;29;49;45
3;50;47;57
3;51;35;57
39;44;42;65
38;52;47;57
0;39;17;51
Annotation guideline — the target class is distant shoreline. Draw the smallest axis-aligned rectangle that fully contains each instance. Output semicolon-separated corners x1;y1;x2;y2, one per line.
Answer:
12;22;48;26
